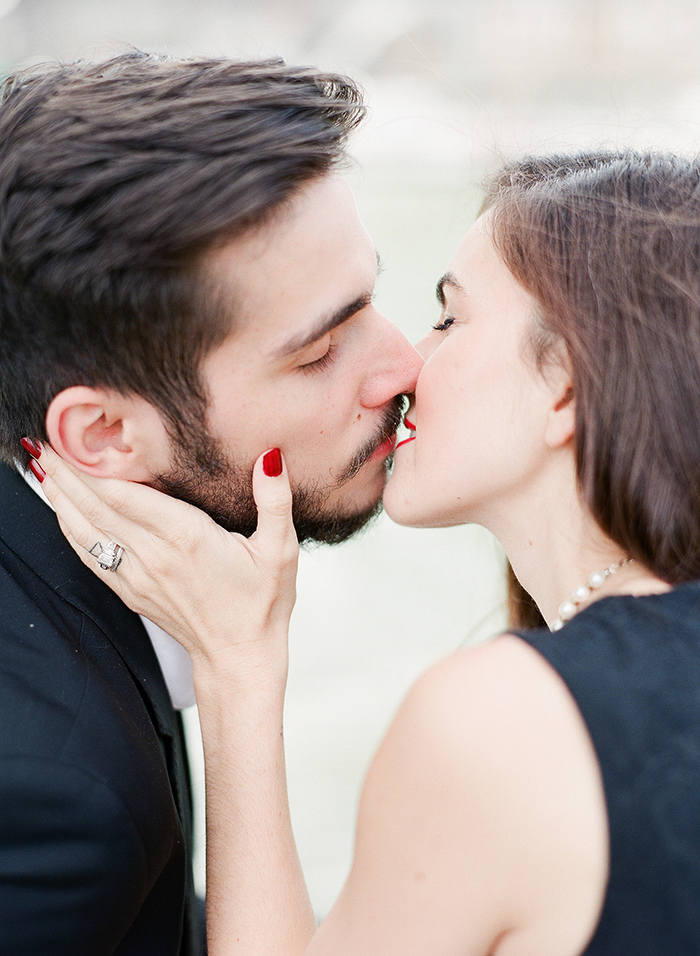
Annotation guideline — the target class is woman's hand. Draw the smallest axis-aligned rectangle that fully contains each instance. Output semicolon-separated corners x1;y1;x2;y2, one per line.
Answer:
32;444;315;952
35;444;299;680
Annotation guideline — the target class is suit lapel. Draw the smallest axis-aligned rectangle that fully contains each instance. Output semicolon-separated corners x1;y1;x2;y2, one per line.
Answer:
0;462;176;738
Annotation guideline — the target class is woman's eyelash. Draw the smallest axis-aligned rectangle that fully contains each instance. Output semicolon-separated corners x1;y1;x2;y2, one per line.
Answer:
300;343;337;374
432;316;455;332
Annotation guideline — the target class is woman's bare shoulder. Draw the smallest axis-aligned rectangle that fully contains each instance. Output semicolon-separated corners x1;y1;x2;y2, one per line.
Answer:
326;635;609;956
378;633;593;775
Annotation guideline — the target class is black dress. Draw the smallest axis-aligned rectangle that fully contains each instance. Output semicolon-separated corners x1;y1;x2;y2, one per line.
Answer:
514;581;700;954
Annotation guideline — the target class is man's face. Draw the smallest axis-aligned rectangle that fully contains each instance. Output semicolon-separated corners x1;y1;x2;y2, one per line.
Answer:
155;174;423;543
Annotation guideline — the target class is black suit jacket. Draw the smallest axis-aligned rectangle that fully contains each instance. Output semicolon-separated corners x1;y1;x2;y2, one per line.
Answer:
0;463;203;955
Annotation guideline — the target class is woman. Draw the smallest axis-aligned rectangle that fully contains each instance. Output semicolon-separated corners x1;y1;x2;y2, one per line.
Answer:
30;149;700;954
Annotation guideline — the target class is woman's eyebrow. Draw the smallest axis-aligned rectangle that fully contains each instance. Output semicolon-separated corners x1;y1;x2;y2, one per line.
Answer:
436;271;465;306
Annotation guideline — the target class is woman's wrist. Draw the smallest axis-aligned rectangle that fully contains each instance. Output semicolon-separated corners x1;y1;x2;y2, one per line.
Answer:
191;628;290;704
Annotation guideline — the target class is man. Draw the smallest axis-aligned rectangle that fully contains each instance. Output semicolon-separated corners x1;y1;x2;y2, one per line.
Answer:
0;53;421;954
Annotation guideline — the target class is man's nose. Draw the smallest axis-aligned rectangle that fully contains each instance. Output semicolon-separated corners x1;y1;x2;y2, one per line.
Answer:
359;314;423;408
415;329;438;361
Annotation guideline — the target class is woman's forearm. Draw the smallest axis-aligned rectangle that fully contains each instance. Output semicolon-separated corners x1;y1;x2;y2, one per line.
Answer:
194;659;316;956
36;446;313;952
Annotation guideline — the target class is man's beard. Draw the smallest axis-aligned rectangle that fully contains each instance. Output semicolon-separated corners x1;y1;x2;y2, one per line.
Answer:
153;397;404;545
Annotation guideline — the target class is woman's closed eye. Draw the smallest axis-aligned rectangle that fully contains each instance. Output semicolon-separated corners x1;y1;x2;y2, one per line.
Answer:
432;315;455;332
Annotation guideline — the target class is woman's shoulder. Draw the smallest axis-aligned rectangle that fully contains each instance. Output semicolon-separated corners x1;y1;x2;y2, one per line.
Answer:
377;633;607;799
351;634;609;955
391;633;585;753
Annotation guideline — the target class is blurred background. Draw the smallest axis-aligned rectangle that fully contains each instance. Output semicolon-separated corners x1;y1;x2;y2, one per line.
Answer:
3;0;700;917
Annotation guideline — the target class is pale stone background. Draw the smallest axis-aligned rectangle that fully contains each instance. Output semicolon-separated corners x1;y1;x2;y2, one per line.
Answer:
4;0;700;915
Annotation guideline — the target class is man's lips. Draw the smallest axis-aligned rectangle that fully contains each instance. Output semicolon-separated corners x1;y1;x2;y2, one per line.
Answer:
395;416;416;450
370;433;398;461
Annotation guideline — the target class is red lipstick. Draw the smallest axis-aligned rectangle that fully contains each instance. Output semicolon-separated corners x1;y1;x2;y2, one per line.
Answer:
396;416;416;450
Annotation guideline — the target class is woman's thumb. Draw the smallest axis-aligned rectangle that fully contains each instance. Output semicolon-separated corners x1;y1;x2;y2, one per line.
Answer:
251;448;296;551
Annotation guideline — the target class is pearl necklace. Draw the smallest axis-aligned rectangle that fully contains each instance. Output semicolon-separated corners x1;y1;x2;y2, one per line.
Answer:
550;557;631;631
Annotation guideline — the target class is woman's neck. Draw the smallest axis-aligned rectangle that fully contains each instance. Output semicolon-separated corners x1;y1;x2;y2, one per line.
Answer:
488;459;670;629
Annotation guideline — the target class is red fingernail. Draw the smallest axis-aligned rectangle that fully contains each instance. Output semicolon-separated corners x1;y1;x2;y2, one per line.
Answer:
262;448;282;477
21;437;42;458
28;458;45;483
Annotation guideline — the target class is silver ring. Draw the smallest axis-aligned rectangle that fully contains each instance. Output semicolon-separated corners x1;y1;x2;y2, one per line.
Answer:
89;540;124;573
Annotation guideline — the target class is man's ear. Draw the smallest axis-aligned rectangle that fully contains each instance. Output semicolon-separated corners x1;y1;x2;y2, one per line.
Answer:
45;386;171;480
544;370;576;449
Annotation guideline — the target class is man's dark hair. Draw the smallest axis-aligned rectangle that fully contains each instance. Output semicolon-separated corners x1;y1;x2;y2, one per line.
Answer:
0;52;365;464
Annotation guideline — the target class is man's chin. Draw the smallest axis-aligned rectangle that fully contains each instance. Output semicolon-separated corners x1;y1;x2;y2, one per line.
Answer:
293;497;383;546
293;453;391;544
154;466;384;545
156;395;402;545
155;433;391;545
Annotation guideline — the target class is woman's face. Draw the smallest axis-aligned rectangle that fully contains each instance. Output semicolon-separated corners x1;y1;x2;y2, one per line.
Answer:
384;215;565;531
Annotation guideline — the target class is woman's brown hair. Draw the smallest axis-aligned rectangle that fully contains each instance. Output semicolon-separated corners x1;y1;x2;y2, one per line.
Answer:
481;151;700;626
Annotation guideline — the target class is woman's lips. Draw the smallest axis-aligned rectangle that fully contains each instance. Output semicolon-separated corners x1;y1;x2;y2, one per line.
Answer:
396;417;416;449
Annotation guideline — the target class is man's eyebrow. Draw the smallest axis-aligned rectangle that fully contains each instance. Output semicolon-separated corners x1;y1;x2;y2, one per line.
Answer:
272;291;374;359
436;271;465;306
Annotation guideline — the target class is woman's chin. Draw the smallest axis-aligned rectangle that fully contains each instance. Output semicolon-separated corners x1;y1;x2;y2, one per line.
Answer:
382;474;473;530
382;482;436;528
